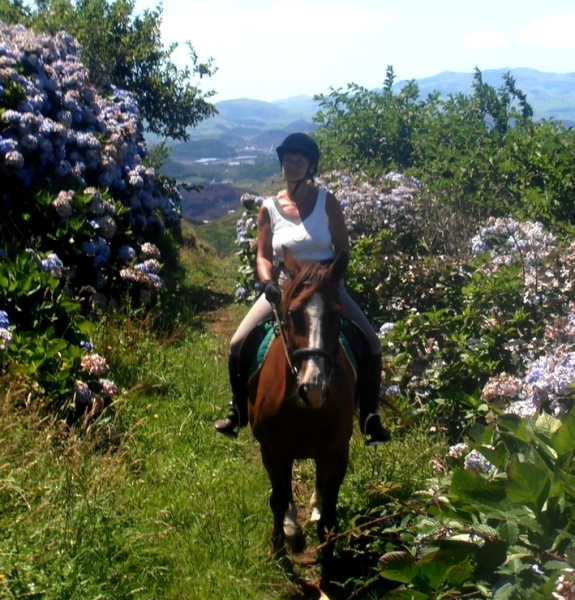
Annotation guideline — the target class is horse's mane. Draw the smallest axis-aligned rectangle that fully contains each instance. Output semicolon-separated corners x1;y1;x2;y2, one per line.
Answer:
281;261;343;315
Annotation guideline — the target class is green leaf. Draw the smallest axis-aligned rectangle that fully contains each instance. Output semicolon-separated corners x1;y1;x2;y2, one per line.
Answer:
534;412;562;438
498;520;519;545
383;589;430;600
493;581;520;600
450;468;507;510
379;551;416;583
552;409;575;456
506;460;550;511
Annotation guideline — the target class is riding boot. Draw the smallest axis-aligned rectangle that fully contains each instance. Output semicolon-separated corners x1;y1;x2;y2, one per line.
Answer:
359;352;391;446
213;355;249;438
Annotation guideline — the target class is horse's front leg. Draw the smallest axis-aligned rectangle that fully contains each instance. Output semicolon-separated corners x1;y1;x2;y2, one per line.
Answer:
261;449;293;556
315;445;349;586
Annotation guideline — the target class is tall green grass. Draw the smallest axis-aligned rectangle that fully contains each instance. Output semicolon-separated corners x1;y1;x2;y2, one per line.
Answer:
0;224;445;599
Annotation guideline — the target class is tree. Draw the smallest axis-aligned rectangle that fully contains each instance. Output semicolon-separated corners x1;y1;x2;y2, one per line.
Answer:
0;0;217;140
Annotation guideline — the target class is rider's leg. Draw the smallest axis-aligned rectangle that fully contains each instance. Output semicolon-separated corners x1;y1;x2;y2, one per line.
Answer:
339;286;391;445
213;354;247;436
359;351;392;445
214;293;273;437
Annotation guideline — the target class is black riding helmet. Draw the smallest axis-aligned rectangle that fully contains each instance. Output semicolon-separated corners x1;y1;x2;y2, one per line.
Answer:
276;133;320;179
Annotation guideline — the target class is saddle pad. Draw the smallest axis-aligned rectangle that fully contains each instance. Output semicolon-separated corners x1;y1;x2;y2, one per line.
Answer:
247;320;358;382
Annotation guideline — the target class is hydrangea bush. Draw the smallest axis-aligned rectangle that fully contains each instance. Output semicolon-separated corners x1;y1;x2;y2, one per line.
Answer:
232;167;575;597
0;23;184;414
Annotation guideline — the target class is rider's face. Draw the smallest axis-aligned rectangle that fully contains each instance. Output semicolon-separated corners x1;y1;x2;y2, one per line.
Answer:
282;153;312;181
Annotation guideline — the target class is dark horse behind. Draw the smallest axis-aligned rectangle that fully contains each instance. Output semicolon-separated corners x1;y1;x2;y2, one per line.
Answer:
248;247;357;595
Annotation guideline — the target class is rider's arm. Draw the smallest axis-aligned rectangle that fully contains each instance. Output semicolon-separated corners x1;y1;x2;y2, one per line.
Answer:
326;192;350;257
256;205;274;282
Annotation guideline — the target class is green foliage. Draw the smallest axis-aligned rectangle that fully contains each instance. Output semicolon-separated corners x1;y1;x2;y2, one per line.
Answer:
0;251;92;409
348;239;558;438
314;66;423;176
371;410;575;599
315;67;575;227
0;0;217;140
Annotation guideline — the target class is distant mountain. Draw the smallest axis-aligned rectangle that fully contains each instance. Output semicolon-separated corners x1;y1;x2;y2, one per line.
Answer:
183;68;575;146
395;68;575;123
157;68;575;166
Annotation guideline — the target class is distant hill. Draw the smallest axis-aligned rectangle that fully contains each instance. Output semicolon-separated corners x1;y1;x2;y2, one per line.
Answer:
180;184;242;222
395;68;575;124
174;68;575;152
162;67;575;224
170;139;236;161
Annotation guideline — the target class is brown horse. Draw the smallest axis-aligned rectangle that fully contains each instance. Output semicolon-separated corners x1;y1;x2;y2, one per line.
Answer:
248;247;357;590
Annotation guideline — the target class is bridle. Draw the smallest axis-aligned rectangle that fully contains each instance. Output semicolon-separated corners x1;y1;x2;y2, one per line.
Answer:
270;285;339;380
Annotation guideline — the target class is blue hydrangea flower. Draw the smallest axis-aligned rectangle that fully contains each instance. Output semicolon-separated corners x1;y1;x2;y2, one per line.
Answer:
118;245;136;263
0;311;9;329
39;253;64;278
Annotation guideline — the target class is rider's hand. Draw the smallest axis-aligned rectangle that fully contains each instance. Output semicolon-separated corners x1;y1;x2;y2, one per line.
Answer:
263;280;281;305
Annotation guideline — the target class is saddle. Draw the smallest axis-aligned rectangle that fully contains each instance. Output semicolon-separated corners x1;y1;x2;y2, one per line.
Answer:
238;318;366;385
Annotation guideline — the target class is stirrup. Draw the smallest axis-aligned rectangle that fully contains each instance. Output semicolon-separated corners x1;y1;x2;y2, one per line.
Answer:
363;412;391;446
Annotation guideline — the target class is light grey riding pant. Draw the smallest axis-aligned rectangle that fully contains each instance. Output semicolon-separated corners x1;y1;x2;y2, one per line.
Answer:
229;274;382;357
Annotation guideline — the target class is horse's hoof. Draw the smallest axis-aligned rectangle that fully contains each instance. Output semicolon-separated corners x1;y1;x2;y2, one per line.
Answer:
286;529;306;554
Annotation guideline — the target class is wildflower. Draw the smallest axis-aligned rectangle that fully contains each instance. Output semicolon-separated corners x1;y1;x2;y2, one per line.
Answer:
80;353;109;375
135;259;161;275
80;340;93;350
0;328;12;351
235;287;247;300
146;273;165;290
82;241;97;256
0;137;17;154
5;149;24;168
382;384;399;398
447;442;468;459
118;245;136;263
39;253;64;278
53;190;73;218
464;449;495;474
140;242;161;260
552;569;575;600
99;378;118;396
74;380;92;402
378;322;395;337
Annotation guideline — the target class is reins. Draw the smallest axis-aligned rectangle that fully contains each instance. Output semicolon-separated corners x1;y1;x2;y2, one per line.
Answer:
270;302;298;376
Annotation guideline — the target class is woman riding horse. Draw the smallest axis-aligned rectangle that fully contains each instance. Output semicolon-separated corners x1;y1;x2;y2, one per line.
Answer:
213;132;390;445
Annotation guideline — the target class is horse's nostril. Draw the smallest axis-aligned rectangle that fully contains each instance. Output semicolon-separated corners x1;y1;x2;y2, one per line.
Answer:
298;385;309;406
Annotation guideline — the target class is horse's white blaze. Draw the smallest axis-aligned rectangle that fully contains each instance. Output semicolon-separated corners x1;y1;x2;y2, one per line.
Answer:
283;500;298;537
310;488;322;522
298;292;329;406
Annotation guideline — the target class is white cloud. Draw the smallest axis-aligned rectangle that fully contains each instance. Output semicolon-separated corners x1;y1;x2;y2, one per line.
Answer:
461;28;510;49
521;16;575;48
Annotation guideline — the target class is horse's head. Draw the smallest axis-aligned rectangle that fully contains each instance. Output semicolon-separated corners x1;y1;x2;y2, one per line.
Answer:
280;246;348;408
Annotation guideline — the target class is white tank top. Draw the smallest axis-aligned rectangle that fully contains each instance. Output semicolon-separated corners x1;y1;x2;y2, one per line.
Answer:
263;188;336;263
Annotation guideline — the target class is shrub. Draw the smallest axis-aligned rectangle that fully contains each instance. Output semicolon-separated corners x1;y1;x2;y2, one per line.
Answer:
0;23;191;414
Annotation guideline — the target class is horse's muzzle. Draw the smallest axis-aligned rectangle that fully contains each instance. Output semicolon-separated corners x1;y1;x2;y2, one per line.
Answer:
297;381;329;408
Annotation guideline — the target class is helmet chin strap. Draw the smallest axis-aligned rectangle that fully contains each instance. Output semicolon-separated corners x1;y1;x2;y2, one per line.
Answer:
285;164;314;197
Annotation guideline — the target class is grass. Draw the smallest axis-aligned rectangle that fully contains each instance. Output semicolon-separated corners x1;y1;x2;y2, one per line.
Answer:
0;222;446;599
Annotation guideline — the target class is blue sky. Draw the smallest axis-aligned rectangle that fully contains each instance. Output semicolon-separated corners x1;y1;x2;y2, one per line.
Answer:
134;0;575;102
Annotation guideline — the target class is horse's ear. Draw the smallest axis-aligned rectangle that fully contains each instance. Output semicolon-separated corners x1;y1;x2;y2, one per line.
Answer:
328;251;348;283
282;246;301;278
